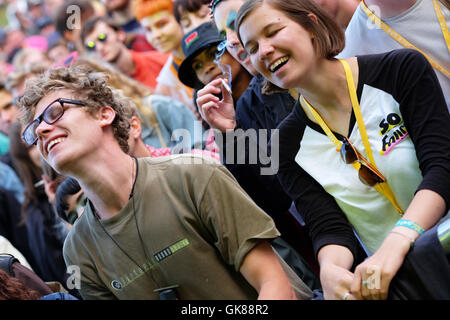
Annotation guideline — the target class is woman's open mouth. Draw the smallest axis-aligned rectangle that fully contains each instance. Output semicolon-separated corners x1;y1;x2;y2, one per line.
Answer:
269;56;289;73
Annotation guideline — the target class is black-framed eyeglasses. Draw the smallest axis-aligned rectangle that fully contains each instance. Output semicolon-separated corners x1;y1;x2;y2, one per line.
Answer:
340;137;386;186
22;98;87;146
85;33;108;51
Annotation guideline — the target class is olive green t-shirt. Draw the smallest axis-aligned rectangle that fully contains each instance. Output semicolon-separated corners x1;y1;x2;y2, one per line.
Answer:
63;155;281;300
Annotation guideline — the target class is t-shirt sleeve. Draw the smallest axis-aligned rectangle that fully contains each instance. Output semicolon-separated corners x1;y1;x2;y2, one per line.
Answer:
276;108;361;259
197;165;280;271
360;49;450;210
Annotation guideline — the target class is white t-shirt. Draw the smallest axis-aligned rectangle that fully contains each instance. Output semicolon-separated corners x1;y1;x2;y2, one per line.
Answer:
338;0;450;110
0;235;33;270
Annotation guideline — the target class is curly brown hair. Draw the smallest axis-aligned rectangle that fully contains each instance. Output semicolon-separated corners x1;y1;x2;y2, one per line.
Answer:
0;269;41;300
17;65;132;154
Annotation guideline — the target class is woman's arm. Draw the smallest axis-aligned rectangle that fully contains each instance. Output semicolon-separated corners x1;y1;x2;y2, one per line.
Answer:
276;107;362;299
318;244;355;300
351;49;450;299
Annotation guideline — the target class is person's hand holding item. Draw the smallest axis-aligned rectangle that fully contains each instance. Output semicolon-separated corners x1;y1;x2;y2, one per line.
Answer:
318;245;355;300
196;78;236;132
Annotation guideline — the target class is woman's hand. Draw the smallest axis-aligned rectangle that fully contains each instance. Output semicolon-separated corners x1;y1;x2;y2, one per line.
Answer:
320;263;355;300
351;232;411;300
196;78;236;132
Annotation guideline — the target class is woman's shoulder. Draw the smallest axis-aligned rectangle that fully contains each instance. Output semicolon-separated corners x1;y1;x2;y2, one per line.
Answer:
356;48;430;74
356;48;427;63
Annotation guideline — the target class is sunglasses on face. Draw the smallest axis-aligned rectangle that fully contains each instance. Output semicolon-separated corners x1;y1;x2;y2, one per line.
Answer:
22;98;87;146
85;33;108;51
340;137;386;186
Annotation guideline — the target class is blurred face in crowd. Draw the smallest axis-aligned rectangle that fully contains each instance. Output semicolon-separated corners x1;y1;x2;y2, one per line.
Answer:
213;0;258;76
19;49;52;68
47;44;71;63
191;45;243;86
140;10;184;54
0;104;18;135
104;0;129;12
84;21;127;63
3;29;25;55
177;4;211;34
0;90;18;135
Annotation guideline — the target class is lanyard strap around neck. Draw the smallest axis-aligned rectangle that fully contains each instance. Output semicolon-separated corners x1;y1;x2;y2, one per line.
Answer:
361;0;450;78
300;59;403;215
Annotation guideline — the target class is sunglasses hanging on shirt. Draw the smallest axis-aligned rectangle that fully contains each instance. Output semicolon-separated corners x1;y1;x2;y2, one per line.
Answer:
300;59;404;215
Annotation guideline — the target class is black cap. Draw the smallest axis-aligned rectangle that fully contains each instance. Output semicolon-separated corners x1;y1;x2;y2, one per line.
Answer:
178;22;224;89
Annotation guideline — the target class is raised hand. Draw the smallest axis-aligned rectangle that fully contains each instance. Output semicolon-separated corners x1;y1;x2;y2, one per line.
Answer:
196;78;236;132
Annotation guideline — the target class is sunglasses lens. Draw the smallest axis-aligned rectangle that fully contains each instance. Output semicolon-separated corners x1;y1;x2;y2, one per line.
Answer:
86;41;95;51
340;140;358;164
358;164;384;186
98;33;107;42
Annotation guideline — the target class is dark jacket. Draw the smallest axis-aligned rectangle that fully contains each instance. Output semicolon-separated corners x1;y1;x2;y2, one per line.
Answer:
24;188;67;285
218;75;295;219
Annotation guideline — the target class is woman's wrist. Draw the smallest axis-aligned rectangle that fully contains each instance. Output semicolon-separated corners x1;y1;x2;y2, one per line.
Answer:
382;231;412;257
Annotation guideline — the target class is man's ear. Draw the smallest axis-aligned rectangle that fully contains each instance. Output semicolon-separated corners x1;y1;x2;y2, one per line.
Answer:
117;29;127;44
98;106;116;128
130;116;142;139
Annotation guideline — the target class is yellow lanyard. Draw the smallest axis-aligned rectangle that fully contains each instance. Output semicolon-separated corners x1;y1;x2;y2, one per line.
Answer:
300;59;404;215
361;0;450;78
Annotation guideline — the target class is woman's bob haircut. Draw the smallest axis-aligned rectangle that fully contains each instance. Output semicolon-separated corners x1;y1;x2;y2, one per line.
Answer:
235;0;345;59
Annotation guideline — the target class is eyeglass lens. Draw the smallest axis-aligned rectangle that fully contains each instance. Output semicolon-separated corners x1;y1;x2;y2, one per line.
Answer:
23;101;64;145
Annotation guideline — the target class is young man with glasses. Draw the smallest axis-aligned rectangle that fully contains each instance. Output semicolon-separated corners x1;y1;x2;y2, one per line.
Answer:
17;65;313;300
81;16;168;90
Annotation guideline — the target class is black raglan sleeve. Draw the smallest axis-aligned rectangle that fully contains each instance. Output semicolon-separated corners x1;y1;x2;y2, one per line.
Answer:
276;106;361;259
359;49;450;211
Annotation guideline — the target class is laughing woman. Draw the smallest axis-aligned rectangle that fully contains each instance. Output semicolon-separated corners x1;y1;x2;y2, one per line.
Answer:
235;0;450;300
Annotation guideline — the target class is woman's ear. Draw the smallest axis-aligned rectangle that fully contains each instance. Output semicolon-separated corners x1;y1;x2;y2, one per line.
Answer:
307;12;319;24
98;106;116;128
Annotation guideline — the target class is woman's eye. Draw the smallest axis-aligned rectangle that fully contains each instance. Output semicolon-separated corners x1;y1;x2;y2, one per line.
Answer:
267;27;281;37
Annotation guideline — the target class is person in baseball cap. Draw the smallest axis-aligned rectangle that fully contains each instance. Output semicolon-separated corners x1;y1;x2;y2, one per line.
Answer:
178;21;251;95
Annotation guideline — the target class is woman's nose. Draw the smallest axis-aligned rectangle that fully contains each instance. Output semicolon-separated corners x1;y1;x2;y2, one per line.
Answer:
258;41;273;60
